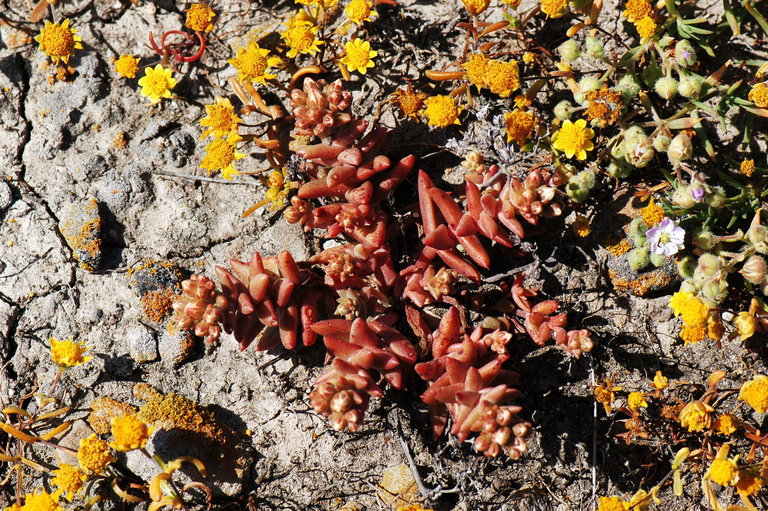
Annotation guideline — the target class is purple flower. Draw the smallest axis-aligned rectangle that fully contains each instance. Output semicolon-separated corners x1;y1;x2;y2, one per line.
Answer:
646;218;685;256
691;185;704;201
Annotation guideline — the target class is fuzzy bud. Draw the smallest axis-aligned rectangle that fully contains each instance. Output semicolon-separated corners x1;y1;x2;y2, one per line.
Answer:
558;40;581;62
617;74;641;100
585;36;605;59
667;133;693;164
629;218;649;245
678;74;703;98
607;158;633;178
741;255;767;285
675;40;697;68
655;76;679;100
625;134;655;168
650;252;666;267
566;170;596;202
653;134;671;152
628;246;651;271
704;187;725;209
701;280;728;304
575;77;601;103
696;253;722;278
554;100;574;121
672;187;696;209
692;230;718;251
677;256;696;278
748;224;768;254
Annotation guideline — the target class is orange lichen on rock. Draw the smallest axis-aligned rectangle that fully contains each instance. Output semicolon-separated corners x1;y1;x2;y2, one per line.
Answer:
608;269;671;296
88;397;138;435
140;288;175;323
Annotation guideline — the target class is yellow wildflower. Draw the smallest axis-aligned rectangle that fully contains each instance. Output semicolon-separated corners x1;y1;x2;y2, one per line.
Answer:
137;65;176;104
296;0;339;8
19;490;62;511
713;413;739;436
34;19;83;65
345;0;376;23
522;51;535;63
199;97;242;140
678;400;713;432
461;0;491;15
540;0;568;18
424;95;461;127
486;59;520;97
572;215;591;237
623;0;651;22
51;464;87;502
668;291;708;328
185;3;216;32
680;325;705;344
391;85;427;119
514;95;532;108
3;504;20;511
748;82;768;108
740;158;755;177
263;169;296;211
635;16;657;38
552;119;595;160
734;311;758;341
640;198;664;226
396;505;434;511
504;109;536;146
463;53;489;91
652;370;668;390
110;414;152;452
77;434;115;474
281;17;323;58
735;472;763;496
228;42;280;84
627;392;648;411
113;54;140;78
340;39;377;75
709;457;739;487
201;138;246;180
586;87;623;126
739;374;768;413
594;377;621;414
596;496;626;511
626;490;650;511
49;337;91;370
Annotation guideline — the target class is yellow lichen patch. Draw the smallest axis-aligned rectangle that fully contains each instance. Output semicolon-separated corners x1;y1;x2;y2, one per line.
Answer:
602;237;632;257
61;199;102;271
641;198;665;226
88;397;138;435
136;386;230;445
377;464;420;507
608;269;671;296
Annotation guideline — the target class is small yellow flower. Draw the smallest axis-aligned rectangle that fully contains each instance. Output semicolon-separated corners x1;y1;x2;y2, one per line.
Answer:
552;119;595;160
113;54;140;78
652;370;668;390
423;95;461;127
741;158;755;177
634;16;657;38
641;198;664;226
734;311;758;341
340;39;377;75
201;138;246;180
49;337;91;370
185;3;216;32
735;472;764;496
540;0;568;18
572;215;591;237
623;0;652;22
77;434;115;474
296;0;339;8
678;400;713;432
680;325;705;344
391;85;427;119
228;42;280;84
748;82;768;108
522;52;535;64
345;0;377;23
137;65;176;104
110;414;152;452
709;457;739;487
668;291;708;328
263;169;296;211
486;59;520;97
596;496;626;511
713;413;739;436
504;108;536;146
461;0;491;15
463;53;489;91
627;392;647;411
19;490;63;511
199;97;242;140
593;377;622;414
34;19;83;65
281;17;323;58
51;464;88;502
739;374;768;413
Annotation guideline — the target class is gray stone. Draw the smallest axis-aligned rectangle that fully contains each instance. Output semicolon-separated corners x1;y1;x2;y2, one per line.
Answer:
158;325;197;366
0;182;12;212
58;197;104;272
127;324;159;364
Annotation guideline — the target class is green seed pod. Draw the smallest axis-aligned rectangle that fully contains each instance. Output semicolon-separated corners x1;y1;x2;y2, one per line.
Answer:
585;36;605;59
696;253;722;278
554;100;574;121
655;76;679;100
607;158;633;178
680;279;698;295
653;134;671;152
704;187;725;209
677;256;696;279
675;40;697;68
667;133;693;165
558;39;581;62
629;217;650;240
610;141;626;159
701;280;728;304
617;74;641;100
692;229;718;251
628;246;651;272
678;74;703;99
650;252;666;267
